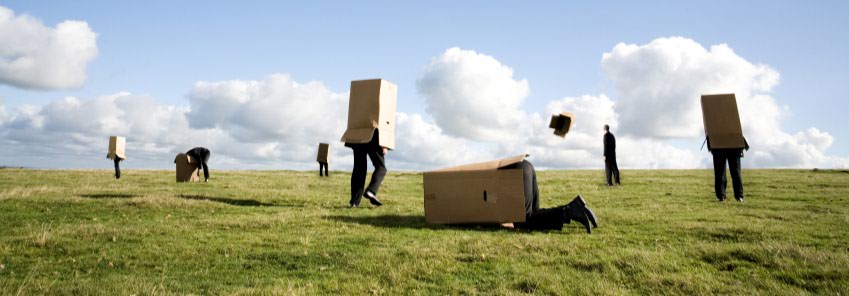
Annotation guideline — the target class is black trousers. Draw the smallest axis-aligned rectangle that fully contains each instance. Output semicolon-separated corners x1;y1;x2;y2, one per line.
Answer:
605;157;620;185
113;158;121;178
319;162;329;177
712;149;743;200
349;144;386;206
500;160;564;230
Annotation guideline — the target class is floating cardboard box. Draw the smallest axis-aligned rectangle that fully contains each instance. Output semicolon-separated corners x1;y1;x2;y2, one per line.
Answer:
340;79;397;149
701;94;746;149
174;153;200;182
549;112;575;138
423;154;529;224
106;136;126;160
316;143;331;163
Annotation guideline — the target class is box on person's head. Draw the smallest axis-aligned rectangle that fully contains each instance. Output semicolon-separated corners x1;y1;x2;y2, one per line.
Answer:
340;79;397;150
107;136;126;160
549;112;574;138
174;153;200;182
316;143;331;163
423;154;529;224
701;94;746;149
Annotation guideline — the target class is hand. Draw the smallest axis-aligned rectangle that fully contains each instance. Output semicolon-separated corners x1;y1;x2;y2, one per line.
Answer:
603;156;606;161
382;147;388;155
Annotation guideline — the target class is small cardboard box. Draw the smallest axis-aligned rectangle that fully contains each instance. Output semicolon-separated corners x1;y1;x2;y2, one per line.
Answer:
106;136;126;160
316;143;330;163
548;112;575;138
701;94;746;149
340;79;397;149
423;154;529;224
174;153;200;182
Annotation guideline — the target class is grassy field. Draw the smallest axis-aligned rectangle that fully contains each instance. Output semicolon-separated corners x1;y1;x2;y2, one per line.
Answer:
0;168;847;295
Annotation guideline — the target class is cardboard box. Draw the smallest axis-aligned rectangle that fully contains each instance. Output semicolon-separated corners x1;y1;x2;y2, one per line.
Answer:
548;112;575;138
316;143;330;163
423;154;529;224
174;153;200;182
106;136;126;160
340;79;397;149
701;94;746;149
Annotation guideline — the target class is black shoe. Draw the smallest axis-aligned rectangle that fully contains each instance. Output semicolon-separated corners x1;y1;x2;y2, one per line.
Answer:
115;174;121;179
364;191;382;206
565;195;597;234
349;203;359;208
735;197;744;202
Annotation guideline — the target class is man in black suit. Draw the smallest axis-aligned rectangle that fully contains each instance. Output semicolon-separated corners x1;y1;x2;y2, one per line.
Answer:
185;147;211;182
708;138;748;202
603;124;621;186
346;130;386;207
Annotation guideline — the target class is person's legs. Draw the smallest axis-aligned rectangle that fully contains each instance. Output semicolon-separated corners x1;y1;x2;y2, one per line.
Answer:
350;147;367;206
324;162;330;177
612;158;621;185
712;151;728;201
605;160;614;185
113;158;121;179
365;146;387;197
728;154;744;201
319;162;326;176
201;162;210;181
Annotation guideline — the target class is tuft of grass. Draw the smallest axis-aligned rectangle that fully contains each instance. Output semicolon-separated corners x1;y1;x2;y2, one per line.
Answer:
0;168;848;295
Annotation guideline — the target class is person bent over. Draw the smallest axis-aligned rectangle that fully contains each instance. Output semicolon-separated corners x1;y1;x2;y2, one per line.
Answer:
500;160;598;233
186;147;211;182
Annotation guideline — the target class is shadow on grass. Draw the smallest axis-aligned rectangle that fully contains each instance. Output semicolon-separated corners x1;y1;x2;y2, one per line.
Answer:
177;194;282;207
326;214;509;232
80;193;137;199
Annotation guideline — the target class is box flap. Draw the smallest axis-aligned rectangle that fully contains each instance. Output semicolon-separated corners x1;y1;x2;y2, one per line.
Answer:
701;94;746;149
431;154;528;172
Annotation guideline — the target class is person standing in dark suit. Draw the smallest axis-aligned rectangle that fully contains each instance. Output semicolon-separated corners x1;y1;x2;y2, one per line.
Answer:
603;124;621;186
708;138;748;202
346;130;386;207
185;147;211;182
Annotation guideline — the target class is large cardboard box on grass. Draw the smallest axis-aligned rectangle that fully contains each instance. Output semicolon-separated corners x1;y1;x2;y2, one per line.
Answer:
106;136;126;160
701;94;746;149
316;143;331;163
423;154;529;224
340;79;397;149
549;112;575;138
174;153;200;182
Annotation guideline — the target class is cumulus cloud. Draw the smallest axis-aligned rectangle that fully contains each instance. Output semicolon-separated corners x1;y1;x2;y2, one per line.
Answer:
0;5;98;90
601;37;847;168
417;47;530;142
392;112;492;170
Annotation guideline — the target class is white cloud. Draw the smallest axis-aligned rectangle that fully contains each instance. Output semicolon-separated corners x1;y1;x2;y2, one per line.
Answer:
391;112;492;170
0;5;98;90
601;37;847;168
416;47;530;142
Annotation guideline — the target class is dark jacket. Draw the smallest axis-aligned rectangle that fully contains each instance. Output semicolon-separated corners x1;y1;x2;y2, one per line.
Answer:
603;132;616;158
186;147;211;164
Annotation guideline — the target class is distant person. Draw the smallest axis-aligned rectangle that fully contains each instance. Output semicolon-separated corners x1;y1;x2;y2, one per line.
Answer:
346;130;387;207
185;147;211;182
319;161;329;177
708;138;749;202
603;124;620;186
501;160;598;233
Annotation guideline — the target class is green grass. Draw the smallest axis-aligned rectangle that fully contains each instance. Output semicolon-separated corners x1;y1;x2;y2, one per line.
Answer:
0;168;848;295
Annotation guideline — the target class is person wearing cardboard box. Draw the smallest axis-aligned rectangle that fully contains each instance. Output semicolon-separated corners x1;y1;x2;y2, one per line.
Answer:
185;147;211;182
317;143;331;177
340;79;397;207
701;94;749;202
603;124;621;186
107;136;126;179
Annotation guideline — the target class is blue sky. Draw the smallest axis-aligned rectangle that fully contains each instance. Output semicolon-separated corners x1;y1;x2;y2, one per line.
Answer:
1;1;847;169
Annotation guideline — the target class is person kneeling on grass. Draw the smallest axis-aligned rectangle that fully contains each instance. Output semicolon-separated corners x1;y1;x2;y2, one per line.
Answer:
501;160;598;233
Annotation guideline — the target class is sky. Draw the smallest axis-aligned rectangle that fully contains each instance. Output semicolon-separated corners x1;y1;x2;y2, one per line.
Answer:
1;1;848;170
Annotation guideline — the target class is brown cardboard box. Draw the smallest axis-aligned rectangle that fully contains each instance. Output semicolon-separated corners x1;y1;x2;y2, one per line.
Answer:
174;153;200;182
548;112;575;138
106;136;126;160
316;143;330;163
701;94;746;149
340;79;397;149
423;154;529;224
